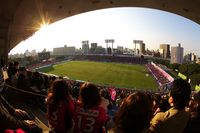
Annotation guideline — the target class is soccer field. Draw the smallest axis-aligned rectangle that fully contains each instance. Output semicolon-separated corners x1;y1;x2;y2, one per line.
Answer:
38;61;158;90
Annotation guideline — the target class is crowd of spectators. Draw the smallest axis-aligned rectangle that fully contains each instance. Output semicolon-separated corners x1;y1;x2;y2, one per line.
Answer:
0;60;200;133
73;55;148;64
27;60;55;71
146;63;171;87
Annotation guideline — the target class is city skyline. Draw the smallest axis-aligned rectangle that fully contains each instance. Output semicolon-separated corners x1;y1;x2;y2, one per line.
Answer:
9;7;200;56
9;42;199;64
9;39;198;58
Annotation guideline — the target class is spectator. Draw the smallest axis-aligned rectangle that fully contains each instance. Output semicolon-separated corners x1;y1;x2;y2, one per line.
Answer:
73;83;109;133
99;89;109;112
0;94;42;133
10;67;19;86
153;96;170;116
185;91;200;133
7;62;14;80
149;79;191;133
0;60;4;91
17;73;30;91
31;72;43;90
14;61;19;70
71;82;80;100
46;79;74;133
43;75;50;90
152;93;161;115
7;61;20;86
115;93;126;108
109;92;152;133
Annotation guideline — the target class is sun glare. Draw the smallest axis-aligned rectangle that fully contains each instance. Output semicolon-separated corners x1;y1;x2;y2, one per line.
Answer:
39;23;49;32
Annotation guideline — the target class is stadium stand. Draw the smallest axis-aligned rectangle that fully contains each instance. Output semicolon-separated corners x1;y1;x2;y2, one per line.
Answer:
1;59;200;133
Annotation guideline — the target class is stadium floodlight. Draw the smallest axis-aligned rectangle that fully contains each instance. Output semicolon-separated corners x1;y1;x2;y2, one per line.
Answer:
105;39;115;54
133;40;143;55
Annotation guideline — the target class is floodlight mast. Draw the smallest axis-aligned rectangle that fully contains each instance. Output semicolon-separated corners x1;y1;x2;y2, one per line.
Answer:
133;40;143;55
105;39;115;55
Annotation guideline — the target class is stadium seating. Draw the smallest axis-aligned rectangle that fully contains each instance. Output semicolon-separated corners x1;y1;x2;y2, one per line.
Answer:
1;58;200;132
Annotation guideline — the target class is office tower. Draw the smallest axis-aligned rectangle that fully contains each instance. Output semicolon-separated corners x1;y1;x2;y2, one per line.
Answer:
160;44;170;58
139;42;145;55
82;40;89;54
171;43;184;64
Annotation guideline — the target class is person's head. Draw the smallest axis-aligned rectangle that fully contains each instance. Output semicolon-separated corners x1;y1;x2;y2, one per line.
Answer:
14;61;19;69
79;83;101;109
114;91;152;133
8;62;14;68
100;89;109;99
33;71;40;78
188;92;200;115
168;79;191;109
158;97;170;112
49;79;70;103
152;93;161;109
51;76;56;81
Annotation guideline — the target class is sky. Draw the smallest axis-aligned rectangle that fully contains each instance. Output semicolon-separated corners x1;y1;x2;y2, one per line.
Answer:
9;7;200;56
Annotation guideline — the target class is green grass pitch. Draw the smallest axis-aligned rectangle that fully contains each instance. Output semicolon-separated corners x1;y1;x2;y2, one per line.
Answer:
38;61;158;90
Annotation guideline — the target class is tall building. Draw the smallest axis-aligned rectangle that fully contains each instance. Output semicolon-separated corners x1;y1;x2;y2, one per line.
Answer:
171;43;184;64
184;53;197;63
30;50;37;56
82;40;89;54
24;50;30;57
90;43;97;54
160;44;170;58
95;46;106;54
91;43;97;50
53;46;75;56
184;53;191;63
191;53;197;62
139;42;145;55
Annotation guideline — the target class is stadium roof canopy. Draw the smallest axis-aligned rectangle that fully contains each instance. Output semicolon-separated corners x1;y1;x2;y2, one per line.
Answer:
1;0;200;60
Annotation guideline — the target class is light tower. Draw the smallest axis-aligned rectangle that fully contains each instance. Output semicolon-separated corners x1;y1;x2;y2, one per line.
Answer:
133;40;143;55
111;39;114;54
105;39;115;55
105;39;109;54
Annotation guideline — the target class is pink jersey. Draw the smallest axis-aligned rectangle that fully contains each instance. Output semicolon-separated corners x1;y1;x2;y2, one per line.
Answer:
47;94;74;133
73;102;108;133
